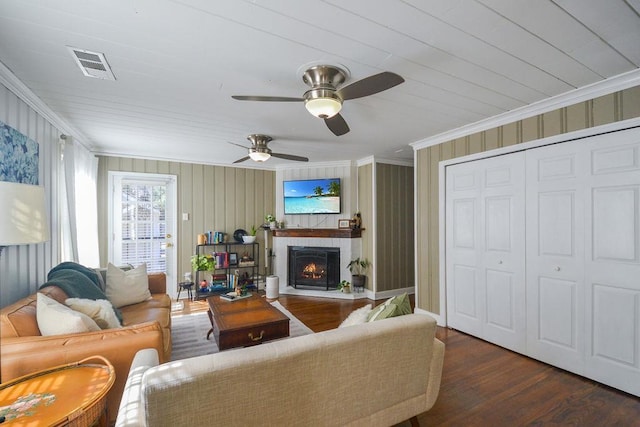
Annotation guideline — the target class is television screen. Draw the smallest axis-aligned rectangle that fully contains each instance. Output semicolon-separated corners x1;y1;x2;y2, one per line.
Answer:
283;178;341;215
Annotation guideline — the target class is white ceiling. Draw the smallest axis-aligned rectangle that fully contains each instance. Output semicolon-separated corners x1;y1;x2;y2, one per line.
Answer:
1;0;639;168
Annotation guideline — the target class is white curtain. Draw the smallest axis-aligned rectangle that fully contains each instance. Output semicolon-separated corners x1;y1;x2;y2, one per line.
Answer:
61;137;100;267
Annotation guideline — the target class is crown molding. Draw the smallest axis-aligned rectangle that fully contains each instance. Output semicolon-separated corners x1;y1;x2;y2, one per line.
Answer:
0;60;93;150
412;68;640;150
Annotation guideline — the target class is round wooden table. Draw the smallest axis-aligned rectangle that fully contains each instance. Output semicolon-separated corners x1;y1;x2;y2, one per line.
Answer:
0;356;114;426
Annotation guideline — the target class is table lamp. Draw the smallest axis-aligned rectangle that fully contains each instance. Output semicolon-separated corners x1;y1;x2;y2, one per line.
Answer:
0;181;50;256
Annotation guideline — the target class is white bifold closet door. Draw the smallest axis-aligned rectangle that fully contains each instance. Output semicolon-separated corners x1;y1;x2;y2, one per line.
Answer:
445;125;640;397
445;152;526;354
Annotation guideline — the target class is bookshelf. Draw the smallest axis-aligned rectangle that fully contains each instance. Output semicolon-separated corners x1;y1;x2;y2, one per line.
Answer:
194;242;259;300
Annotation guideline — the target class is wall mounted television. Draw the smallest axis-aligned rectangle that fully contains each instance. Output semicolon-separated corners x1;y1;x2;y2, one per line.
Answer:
283;178;341;215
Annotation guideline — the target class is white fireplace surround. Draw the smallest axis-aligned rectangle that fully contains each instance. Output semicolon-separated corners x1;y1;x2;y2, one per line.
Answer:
272;236;367;300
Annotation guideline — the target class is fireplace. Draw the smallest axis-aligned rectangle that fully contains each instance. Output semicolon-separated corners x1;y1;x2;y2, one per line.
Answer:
288;246;340;290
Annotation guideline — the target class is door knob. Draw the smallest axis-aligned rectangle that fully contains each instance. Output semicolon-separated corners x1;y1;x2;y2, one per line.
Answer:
166;234;172;239
166;243;174;248
555;266;561;271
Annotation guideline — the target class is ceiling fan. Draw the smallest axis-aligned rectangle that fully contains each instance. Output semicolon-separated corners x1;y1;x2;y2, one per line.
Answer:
229;134;309;163
232;65;404;136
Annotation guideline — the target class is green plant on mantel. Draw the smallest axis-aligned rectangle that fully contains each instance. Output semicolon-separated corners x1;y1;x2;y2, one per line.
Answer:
191;254;215;271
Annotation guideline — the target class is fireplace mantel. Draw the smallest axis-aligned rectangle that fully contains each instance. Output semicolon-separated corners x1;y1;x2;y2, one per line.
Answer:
272;228;363;238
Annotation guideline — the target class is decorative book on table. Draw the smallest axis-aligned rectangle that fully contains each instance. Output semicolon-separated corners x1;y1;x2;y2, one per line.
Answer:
220;292;252;301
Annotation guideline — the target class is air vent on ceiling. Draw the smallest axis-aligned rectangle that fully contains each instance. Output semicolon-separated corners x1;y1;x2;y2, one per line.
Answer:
67;46;116;80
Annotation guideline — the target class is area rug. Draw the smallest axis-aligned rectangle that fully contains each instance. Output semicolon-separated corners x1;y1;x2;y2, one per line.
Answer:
170;301;314;361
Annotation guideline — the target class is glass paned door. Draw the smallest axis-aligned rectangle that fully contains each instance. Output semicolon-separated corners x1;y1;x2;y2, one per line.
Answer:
120;182;167;272
110;172;177;298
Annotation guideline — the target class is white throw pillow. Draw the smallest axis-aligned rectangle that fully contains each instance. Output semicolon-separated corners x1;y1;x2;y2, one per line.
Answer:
36;293;101;336
65;298;122;329
339;304;373;328
106;263;151;308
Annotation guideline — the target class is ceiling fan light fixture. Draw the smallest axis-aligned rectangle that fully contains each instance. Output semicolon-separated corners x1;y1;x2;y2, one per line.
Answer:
249;151;271;162
304;89;342;118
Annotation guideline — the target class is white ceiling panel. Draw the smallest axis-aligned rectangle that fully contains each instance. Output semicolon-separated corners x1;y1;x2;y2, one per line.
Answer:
0;0;638;167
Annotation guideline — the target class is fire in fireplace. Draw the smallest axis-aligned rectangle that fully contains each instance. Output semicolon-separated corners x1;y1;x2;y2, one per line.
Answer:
288;246;340;290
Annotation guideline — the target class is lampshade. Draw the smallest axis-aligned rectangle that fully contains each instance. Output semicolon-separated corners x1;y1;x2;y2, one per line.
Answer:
304;97;342;118
249;151;271;162
0;181;50;246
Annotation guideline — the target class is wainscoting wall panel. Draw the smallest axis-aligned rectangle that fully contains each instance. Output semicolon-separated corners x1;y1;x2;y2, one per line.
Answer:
97;157;275;286
0;84;61;307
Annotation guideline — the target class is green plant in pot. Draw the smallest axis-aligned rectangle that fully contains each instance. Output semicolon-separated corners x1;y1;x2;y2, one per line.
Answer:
243;226;257;243
337;280;351;293
191;254;215;272
347;257;370;291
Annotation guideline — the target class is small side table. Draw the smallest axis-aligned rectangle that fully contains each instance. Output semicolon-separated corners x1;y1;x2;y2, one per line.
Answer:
0;355;114;426
177;281;195;301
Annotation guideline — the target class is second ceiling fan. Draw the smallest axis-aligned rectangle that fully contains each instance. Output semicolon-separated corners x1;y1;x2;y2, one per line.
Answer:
230;134;308;164
232;65;404;136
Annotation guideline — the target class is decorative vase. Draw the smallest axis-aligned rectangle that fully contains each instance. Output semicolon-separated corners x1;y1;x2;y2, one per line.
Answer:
242;235;256;244
342;284;351;294
269;221;277;230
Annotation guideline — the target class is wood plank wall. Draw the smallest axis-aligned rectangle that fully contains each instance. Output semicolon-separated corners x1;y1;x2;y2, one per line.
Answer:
96;157;275;289
0;84;61;306
375;163;414;292
415;86;640;314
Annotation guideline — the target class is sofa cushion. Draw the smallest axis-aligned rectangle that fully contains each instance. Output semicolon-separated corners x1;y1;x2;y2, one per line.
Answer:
36;293;101;335
106;263;151;308
65;298;122;329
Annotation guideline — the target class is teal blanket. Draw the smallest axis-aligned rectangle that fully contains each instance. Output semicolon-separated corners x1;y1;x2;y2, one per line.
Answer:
40;263;123;323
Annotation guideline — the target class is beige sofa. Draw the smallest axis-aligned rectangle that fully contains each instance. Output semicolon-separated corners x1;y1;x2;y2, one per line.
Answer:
0;271;172;425
116;313;444;427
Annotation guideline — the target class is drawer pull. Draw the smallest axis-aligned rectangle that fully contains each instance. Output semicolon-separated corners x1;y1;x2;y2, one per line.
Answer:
248;330;265;342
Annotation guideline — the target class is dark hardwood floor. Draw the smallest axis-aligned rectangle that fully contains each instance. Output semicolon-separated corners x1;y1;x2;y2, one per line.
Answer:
179;294;640;426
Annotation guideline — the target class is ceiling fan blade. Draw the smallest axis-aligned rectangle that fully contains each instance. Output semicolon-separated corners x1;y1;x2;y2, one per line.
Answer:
325;113;350;136
337;72;404;101
232;95;304;102
233;156;251;164
271;152;309;162
228;141;249;149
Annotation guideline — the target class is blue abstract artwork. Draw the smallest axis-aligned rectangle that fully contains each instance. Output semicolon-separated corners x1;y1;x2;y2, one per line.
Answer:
0;119;39;184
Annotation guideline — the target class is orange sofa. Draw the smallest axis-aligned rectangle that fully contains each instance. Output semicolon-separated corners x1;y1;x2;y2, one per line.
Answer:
0;272;172;424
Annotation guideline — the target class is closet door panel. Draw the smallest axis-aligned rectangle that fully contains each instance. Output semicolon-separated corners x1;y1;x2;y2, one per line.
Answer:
446;167;483;335
446;153;526;353
584;128;640;397
526;143;586;373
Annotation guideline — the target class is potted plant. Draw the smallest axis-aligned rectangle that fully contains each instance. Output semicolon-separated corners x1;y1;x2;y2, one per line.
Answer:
242;225;257;243
337;280;351;293
347;257;370;290
265;214;276;229
191;254;215;271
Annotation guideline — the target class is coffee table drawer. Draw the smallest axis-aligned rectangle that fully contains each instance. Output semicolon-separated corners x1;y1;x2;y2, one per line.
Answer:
217;318;289;350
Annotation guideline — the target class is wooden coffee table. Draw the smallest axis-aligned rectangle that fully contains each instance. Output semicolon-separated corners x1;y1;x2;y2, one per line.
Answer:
207;294;289;350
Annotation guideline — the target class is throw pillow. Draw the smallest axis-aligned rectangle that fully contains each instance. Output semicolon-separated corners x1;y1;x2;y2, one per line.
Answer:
367;302;400;322
36;293;101;336
339;304;373;328
388;293;412;315
106;263;151;308
65;298;122;329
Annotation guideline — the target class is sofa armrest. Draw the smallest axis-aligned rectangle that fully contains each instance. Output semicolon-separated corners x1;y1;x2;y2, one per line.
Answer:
0;322;164;425
147;273;166;294
425;338;445;411
116;349;160;427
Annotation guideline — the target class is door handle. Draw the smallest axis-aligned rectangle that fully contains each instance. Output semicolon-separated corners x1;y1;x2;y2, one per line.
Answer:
166;243;174;248
166;234;172;239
